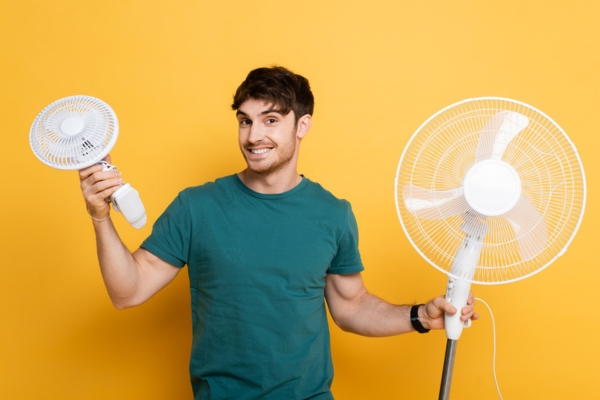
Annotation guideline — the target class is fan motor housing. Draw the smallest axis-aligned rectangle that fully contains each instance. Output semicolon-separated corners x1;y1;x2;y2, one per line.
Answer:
463;159;521;217
59;116;86;136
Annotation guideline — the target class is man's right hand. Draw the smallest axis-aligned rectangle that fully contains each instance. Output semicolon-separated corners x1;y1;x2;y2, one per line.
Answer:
79;154;123;219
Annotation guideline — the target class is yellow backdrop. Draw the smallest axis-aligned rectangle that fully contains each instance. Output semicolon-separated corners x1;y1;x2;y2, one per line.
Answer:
1;1;598;399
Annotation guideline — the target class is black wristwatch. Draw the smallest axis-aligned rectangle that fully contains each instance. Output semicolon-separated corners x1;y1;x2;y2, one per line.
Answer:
410;304;430;334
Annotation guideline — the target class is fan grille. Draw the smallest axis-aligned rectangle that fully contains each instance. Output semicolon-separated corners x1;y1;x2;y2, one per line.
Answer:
395;98;586;284
30;96;119;170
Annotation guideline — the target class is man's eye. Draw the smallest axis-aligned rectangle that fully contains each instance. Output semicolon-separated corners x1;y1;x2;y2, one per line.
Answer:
267;118;277;124
240;119;251;126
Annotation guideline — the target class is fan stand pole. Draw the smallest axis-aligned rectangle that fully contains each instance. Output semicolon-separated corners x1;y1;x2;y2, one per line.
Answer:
438;338;458;400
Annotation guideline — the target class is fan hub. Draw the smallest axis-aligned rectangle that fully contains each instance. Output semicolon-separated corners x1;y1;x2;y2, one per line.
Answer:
463;159;521;217
60;116;85;136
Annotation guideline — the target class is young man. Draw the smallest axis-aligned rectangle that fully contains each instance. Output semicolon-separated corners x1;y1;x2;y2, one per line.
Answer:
79;66;477;399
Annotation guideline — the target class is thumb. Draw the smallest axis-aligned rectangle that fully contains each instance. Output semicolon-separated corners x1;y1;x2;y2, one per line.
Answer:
430;296;456;316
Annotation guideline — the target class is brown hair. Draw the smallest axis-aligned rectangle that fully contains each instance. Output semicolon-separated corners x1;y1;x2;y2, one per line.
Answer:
231;66;314;123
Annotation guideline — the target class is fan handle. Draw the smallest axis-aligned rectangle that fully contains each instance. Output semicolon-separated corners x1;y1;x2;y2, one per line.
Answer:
100;162;146;229
445;275;473;340
444;234;482;339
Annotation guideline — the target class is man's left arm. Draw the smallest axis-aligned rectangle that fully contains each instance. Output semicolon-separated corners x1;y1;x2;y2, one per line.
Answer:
324;272;478;336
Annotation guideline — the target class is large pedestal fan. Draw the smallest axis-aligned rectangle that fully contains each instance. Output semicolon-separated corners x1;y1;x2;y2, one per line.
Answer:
395;98;586;399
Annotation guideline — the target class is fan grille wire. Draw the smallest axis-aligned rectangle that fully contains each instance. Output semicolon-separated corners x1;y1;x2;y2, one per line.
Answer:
396;98;586;284
30;96;118;170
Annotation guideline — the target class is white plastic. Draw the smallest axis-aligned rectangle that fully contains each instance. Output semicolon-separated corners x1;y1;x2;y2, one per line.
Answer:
30;96;118;170
111;184;147;228
476;111;529;162
99;161;147;228
30;96;146;229
60;116;85;136
444;215;488;339
445;276;473;340
395;97;586;285
463;159;521;217
395;98;583;398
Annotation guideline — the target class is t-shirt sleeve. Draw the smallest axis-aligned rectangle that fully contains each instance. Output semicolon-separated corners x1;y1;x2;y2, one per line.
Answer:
140;190;191;268
327;201;364;275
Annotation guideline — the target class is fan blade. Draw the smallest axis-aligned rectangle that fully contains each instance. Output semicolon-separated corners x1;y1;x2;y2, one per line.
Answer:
476;111;529;162
403;185;469;220
504;196;549;261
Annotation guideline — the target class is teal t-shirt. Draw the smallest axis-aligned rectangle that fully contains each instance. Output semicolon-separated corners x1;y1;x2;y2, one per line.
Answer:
141;175;364;399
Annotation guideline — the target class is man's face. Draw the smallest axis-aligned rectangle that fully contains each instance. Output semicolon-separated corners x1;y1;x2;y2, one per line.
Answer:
236;98;299;176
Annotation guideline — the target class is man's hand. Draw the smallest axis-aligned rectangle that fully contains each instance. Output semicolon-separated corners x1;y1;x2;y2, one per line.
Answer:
419;293;479;331
79;154;123;219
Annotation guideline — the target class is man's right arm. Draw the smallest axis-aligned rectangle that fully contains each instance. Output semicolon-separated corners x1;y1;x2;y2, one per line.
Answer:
80;156;180;309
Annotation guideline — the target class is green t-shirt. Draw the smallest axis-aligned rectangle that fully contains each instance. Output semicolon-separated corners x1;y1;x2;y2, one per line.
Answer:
141;175;364;399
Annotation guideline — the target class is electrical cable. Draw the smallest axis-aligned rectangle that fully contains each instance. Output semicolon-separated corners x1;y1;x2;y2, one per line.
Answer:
475;297;503;400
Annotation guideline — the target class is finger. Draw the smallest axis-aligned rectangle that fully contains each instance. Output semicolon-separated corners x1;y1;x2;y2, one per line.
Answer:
445;302;458;315
88;175;123;197
83;174;123;206
79;163;105;181
460;311;480;322
432;296;457;316
78;154;113;181
81;170;122;194
460;304;479;321
466;291;475;305
85;182;122;218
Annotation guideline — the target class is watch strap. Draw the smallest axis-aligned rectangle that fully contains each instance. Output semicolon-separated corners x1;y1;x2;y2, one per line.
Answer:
410;304;430;334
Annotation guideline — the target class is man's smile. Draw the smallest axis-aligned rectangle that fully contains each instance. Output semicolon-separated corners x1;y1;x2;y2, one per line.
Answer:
249;148;273;155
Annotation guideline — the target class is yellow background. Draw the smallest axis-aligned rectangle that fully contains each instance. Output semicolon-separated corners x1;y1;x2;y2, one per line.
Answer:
1;1;598;399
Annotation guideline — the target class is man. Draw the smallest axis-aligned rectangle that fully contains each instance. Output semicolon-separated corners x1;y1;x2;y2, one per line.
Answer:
79;66;477;399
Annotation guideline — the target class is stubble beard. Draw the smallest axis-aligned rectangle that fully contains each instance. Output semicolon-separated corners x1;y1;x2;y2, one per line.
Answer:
243;132;297;177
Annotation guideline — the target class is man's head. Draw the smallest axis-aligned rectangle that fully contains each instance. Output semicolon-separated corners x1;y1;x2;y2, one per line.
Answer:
231;66;314;123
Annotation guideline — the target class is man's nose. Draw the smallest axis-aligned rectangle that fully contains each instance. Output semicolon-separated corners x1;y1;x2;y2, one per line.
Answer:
248;123;265;142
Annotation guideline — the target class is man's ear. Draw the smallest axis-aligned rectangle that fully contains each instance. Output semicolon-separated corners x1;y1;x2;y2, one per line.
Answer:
296;114;312;139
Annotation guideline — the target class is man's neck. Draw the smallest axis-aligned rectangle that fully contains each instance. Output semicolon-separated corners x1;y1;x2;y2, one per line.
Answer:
237;169;303;194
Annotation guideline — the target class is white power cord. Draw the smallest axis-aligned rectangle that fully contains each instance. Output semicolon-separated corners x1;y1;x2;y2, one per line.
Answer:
475;297;503;400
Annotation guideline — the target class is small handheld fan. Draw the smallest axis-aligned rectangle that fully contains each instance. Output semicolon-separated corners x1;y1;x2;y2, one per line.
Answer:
30;95;146;228
395;97;586;399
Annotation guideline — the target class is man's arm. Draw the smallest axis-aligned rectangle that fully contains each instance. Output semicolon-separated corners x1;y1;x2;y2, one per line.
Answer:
324;272;478;336
80;156;180;309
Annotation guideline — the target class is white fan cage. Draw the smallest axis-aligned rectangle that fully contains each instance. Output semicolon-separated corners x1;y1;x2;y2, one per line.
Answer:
30;96;119;170
395;97;586;284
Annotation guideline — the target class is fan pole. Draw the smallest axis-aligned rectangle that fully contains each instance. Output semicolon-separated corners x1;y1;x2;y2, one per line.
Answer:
439;339;458;400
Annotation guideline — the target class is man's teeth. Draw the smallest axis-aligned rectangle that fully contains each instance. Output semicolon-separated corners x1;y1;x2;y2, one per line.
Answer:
250;148;271;154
